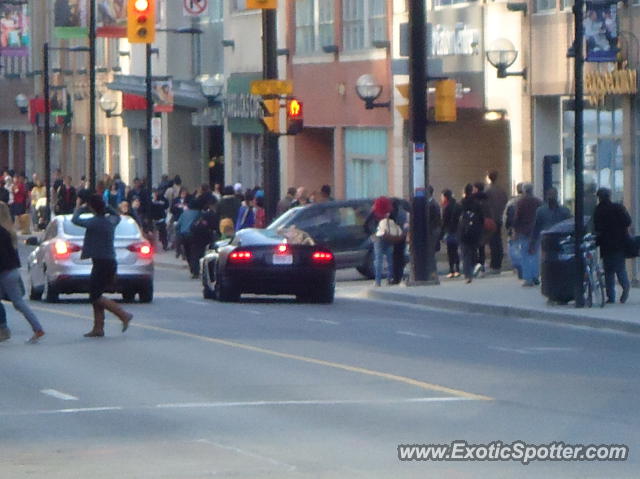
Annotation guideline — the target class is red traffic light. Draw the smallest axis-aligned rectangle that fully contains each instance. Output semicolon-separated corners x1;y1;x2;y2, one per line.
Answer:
286;98;303;135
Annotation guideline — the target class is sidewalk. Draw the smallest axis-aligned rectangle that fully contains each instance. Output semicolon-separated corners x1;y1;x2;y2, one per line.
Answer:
365;272;640;335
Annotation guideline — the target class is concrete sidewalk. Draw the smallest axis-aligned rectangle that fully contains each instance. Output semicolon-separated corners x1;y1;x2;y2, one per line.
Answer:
366;272;640;335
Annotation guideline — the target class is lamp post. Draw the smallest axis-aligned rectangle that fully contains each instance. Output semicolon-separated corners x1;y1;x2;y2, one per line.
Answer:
89;0;96;192
486;39;527;79
355;74;391;110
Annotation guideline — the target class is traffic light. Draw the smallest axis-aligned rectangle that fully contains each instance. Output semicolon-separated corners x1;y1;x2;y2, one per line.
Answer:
127;0;155;44
246;0;277;9
260;98;280;133
286;98;303;135
435;79;457;122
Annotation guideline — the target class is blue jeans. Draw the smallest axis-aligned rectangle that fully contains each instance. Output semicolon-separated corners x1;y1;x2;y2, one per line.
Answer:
0;269;43;333
520;237;539;282
374;238;394;286
602;251;629;302
508;238;523;279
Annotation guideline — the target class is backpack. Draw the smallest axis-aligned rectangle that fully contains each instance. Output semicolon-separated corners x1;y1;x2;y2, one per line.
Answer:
460;209;483;243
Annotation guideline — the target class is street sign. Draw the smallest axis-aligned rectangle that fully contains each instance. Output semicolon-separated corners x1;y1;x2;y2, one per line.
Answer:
151;117;162;150
183;0;208;16
250;80;293;96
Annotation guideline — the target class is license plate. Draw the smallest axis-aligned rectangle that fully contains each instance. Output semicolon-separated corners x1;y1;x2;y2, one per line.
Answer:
272;254;293;265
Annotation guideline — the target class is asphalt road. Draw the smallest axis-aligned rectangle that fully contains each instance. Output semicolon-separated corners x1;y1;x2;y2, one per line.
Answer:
1;257;639;478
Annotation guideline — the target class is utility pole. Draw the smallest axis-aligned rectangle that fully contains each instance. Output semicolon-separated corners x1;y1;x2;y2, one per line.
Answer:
262;9;280;223
146;43;153;187
408;0;436;283
89;0;96;191
43;42;51;212
573;0;585;307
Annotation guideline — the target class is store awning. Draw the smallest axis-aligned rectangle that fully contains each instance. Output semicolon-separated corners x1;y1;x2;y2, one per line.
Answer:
106;74;208;110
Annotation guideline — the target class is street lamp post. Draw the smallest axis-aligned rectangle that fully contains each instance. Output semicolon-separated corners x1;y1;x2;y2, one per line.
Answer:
89;0;96;192
572;0;586;307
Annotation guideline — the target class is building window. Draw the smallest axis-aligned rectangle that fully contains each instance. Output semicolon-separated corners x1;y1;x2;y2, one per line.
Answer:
345;129;388;199
296;0;334;54
562;97;624;210
342;0;387;51
434;0;478;7
210;0;224;20
535;0;556;13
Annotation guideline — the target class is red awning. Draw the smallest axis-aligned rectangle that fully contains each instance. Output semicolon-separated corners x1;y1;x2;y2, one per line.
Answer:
123;93;147;110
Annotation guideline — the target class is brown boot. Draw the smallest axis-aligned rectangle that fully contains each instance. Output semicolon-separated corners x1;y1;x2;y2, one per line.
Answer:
96;297;133;333
85;303;105;337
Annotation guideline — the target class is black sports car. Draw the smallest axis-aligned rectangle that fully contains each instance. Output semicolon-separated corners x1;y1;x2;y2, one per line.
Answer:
201;228;336;303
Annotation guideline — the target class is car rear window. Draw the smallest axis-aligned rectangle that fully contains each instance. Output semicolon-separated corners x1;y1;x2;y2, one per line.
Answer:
63;215;140;238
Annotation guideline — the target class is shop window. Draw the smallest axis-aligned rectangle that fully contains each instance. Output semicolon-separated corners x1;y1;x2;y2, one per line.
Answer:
434;0;478;6
345;129;388;199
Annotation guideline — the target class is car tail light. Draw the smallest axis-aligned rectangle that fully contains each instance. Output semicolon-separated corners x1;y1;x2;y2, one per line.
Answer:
312;251;333;263
128;242;153;259
275;244;289;254
229;250;253;263
52;240;81;260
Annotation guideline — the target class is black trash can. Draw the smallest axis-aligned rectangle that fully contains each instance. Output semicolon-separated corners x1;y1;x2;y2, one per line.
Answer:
540;218;578;303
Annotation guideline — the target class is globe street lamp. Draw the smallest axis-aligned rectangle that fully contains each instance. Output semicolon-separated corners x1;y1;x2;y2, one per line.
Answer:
355;74;390;109
486;38;527;79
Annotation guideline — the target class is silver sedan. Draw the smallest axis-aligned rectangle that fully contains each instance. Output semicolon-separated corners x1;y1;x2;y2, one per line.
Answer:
27;214;154;303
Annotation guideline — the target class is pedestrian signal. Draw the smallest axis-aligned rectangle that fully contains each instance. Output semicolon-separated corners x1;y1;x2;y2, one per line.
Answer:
286;98;303;135
127;0;156;44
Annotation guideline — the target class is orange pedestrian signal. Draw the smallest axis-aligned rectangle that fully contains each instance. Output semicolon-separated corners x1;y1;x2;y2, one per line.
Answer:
286;98;303;135
127;0;155;44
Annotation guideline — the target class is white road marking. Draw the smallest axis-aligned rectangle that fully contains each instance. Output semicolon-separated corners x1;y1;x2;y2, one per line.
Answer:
305;318;339;325
40;389;79;401
488;346;533;355
184;299;208;306
526;347;579;353
0;396;476;418
195;439;297;472
396;330;432;340
241;309;263;315
489;346;579;355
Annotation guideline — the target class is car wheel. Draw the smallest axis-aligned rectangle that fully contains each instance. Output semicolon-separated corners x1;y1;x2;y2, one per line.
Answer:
215;276;240;302
29;279;44;301
122;290;136;303
43;281;59;303
138;282;154;303
356;250;375;279
202;267;216;300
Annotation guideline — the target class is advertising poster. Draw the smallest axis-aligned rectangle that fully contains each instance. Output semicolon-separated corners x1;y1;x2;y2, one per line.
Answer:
97;0;127;37
54;0;88;39
584;1;618;62
0;4;30;57
153;79;174;113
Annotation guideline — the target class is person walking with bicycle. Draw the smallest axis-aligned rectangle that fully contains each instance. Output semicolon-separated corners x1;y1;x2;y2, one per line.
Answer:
593;187;631;304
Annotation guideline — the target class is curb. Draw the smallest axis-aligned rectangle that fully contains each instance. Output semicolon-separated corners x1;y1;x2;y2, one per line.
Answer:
365;288;640;336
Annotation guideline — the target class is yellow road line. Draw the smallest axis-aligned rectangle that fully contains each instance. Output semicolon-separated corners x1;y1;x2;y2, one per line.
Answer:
32;305;493;401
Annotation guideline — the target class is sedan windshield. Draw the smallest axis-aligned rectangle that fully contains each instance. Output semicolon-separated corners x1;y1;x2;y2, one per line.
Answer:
63;215;141;238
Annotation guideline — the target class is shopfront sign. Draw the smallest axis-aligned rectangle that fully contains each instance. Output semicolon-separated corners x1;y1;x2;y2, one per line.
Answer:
585;69;637;105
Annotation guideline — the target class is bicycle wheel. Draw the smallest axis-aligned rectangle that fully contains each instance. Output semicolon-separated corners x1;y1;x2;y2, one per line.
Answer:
594;268;606;308
583;266;593;308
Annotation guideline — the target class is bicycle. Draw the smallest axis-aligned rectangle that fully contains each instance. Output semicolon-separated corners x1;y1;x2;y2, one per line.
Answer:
559;233;606;308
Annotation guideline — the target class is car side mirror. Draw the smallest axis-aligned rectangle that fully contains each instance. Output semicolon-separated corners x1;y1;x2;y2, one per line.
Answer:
25;236;39;246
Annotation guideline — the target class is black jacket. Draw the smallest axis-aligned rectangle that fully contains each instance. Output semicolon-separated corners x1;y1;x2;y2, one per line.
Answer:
593;199;631;256
0;226;20;273
441;199;461;237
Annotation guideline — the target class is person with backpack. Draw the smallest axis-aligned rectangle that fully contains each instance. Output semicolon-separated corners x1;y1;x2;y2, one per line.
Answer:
441;189;461;278
176;198;202;279
458;184;484;284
